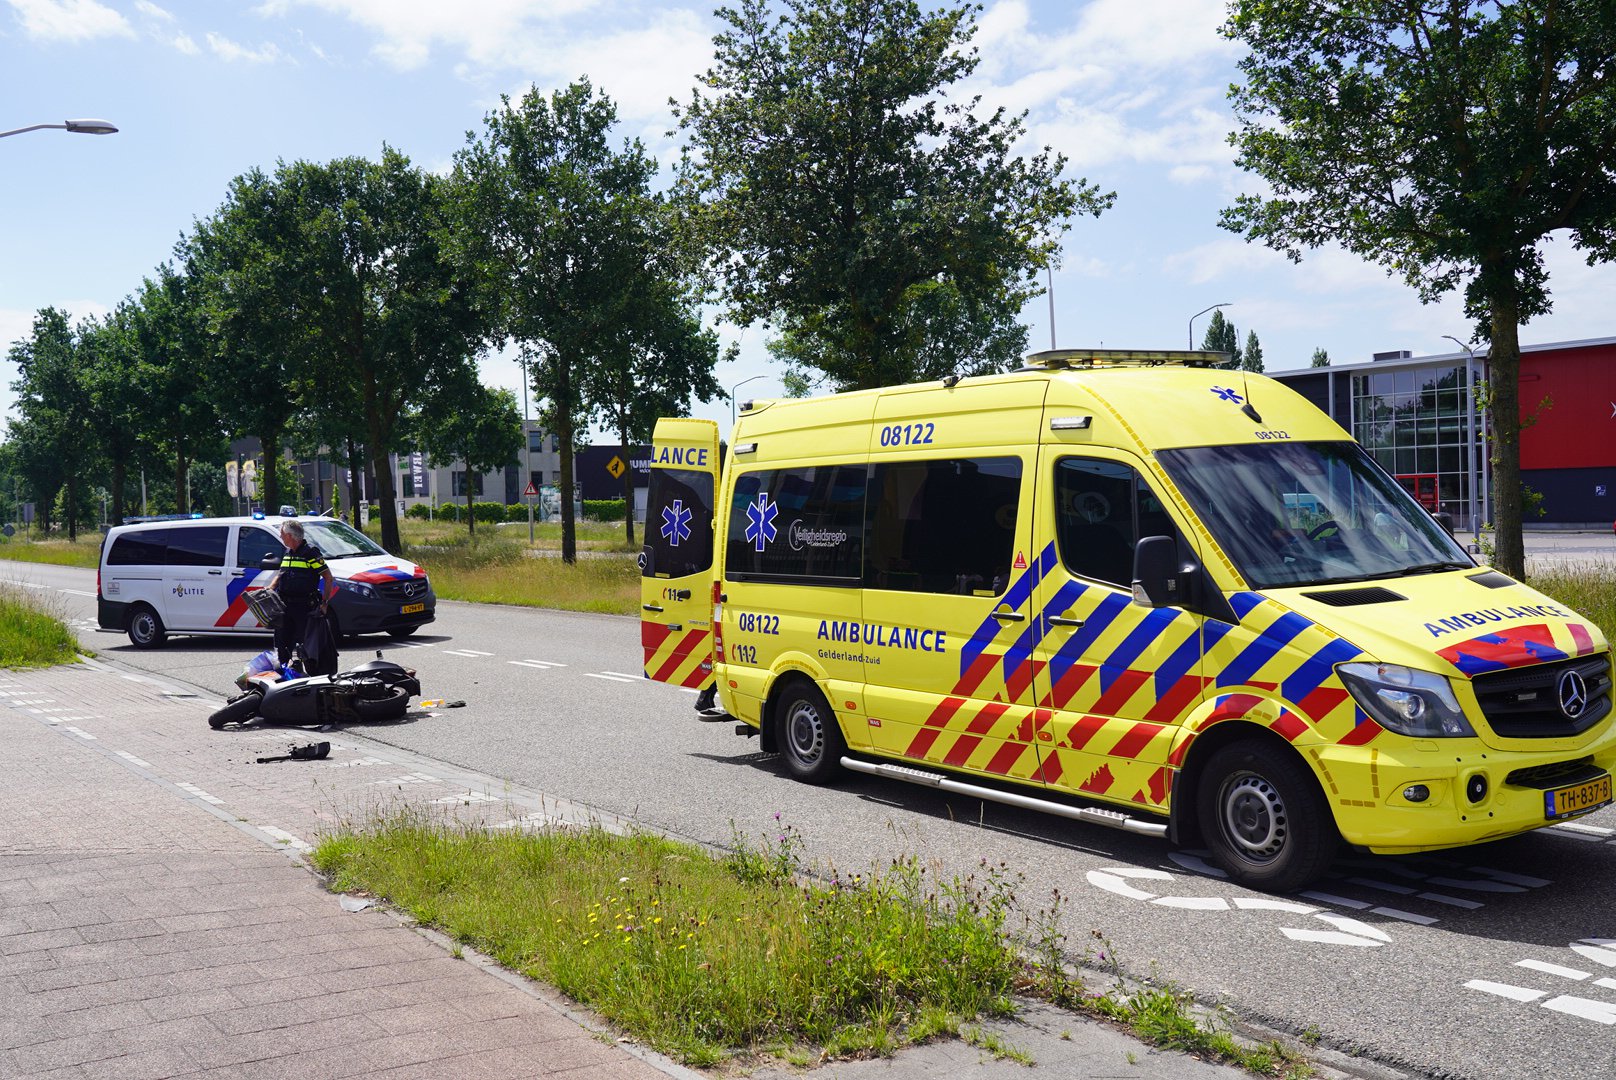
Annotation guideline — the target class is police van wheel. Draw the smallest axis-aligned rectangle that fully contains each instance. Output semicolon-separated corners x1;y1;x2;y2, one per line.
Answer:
776;683;845;784
1198;740;1336;893
127;605;167;649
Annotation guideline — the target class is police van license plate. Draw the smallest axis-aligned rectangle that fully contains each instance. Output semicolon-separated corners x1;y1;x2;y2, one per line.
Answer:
400;602;425;615
1545;773;1612;820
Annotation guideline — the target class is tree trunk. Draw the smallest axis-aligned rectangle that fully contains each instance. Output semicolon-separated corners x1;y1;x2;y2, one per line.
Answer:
65;473;78;542
110;456;126;528
558;359;576;565
1487;294;1525;580
466;456;476;539
259;425;281;513
175;452;189;515
367;430;400;553
346;437;362;529
618;406;635;547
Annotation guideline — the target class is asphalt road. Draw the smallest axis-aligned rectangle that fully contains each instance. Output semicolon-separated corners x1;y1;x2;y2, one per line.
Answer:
7;557;1616;1080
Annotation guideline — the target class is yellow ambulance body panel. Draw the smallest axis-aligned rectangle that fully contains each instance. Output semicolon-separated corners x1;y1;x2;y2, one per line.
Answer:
640;352;1615;891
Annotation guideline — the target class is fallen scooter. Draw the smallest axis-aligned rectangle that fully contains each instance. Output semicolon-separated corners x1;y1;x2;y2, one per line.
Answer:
209;657;421;729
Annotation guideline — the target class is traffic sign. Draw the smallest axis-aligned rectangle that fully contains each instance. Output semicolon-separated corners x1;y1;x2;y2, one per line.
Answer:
606;455;627;479
524;481;539;498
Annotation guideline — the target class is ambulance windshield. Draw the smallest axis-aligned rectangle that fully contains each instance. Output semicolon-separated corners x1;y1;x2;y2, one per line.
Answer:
1157;441;1473;590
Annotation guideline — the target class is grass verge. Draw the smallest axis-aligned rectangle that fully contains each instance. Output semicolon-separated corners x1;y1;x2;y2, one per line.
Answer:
0;534;102;569
312;814;1314;1075
1527;563;1615;641
413;538;639;615
0;585;81;668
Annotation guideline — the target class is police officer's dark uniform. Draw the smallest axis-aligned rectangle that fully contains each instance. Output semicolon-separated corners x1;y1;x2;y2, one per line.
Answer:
273;537;330;665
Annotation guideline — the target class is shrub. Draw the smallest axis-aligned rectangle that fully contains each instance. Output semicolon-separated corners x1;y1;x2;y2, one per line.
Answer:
507;502;533;523
584;499;625;521
472;501;507;524
406;503;432;520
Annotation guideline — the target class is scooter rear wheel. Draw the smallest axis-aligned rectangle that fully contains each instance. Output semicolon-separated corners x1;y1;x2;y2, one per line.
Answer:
352;685;409;721
209;691;262;730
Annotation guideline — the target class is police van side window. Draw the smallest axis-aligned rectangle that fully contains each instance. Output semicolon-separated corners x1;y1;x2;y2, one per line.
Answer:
644;468;714;579
236;528;283;570
866;457;1021;596
726;465;866;584
107;531;167;566
165;526;228;567
1055;458;1179;589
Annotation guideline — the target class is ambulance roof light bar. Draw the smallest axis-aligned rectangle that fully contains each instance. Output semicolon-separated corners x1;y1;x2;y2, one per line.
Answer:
1020;349;1232;370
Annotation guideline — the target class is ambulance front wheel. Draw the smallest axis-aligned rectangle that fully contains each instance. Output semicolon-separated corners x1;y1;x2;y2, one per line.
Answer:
1198;740;1337;893
127;604;166;649
776;682;845;784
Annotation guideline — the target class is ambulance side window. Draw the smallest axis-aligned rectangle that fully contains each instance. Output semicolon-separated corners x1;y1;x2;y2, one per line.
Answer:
865;457;1021;596
726;465;866;584
236;528;283;570
1056;458;1180;589
645;467;715;579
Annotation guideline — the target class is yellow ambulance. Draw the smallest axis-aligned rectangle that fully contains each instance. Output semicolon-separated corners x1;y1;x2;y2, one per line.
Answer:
640;350;1614;891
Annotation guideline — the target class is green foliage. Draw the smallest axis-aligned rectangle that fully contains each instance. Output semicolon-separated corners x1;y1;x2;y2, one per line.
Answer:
674;0;1110;390
471;501;508;524
1222;0;1616;578
7;308;94;538
1199;309;1239;368
1310;347;1330;368
406;502;432;520
505;503;532;524
582;499;625;521
1241;330;1264;373
0;585;80;668
414;382;522;537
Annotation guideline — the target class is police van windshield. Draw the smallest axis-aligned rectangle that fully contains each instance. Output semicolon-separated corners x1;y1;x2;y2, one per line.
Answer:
298;520;388;559
1156;441;1473;590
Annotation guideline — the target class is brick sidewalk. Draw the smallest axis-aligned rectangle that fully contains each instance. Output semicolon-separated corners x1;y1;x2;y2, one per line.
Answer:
0;659;689;1080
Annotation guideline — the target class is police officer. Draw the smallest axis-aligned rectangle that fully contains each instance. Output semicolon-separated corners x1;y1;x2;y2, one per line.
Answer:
268;518;336;667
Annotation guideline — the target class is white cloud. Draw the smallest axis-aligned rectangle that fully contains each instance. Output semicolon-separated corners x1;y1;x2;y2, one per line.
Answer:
6;0;132;41
171;30;196;53
206;31;286;64
133;0;171;20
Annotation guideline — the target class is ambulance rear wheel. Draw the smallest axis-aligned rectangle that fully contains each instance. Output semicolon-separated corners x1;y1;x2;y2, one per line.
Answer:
1199;740;1336;893
776;683;845;784
127;604;166;649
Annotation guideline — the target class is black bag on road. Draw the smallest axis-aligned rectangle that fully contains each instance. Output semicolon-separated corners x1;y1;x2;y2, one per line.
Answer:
302;608;340;676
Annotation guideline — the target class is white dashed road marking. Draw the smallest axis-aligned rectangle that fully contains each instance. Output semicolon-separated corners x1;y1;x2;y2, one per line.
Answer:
586;673;639;684
509;659;566;670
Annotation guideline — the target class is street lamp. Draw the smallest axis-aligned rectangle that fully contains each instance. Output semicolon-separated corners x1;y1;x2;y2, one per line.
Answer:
1443;334;1484;537
1188;303;1232;351
0;118;118;139
730;374;766;426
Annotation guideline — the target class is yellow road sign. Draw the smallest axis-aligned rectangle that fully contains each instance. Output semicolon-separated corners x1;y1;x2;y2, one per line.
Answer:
607;455;626;479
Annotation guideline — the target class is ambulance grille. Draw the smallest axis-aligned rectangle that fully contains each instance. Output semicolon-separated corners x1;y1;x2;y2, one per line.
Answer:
1299;586;1406;607
1504;757;1598;790
1472;654;1612;739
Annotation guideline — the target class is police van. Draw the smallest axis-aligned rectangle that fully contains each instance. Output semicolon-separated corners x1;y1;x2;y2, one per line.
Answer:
640;349;1614;892
98;514;435;648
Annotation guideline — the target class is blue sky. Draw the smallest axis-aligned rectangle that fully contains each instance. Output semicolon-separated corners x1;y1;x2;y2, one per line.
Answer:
4;0;1613;439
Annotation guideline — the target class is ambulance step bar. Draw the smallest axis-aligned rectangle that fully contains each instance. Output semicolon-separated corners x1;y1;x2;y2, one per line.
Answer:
840;757;1169;838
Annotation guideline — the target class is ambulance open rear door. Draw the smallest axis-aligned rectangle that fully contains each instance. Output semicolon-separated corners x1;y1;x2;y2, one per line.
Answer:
640;418;721;689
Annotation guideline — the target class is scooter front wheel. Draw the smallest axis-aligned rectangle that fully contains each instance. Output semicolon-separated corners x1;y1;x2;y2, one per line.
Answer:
209;691;262;730
352;685;410;721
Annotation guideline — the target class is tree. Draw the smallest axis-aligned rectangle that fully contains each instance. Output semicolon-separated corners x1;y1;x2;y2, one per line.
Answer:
675;0;1109;390
1310;347;1330;368
450;79;664;563
415;380;521;538
279;150;488;553
128;270;224;517
1199;309;1240;367
7;309;92;539
1240;330;1264;373
78;306;148;526
1222;0;1616;579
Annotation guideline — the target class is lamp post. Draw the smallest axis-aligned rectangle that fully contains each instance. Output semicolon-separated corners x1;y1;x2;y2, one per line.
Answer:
1188;303;1232;351
0;118;118;139
1443;334;1483;537
730;374;766;427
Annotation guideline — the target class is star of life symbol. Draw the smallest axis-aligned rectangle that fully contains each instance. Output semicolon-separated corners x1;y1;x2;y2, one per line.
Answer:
745;493;778;552
1211;386;1244;404
660;499;692;548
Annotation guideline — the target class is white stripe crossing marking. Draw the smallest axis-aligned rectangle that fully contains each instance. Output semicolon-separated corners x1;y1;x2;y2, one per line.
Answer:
1571;943;1616;967
586;673;638;684
1313;913;1392;942
116;751;154;768
1553;821;1614;836
601;671;641;679
176;782;224;805
1347;876;1417;896
1545;827;1605;842
1466;980;1546;1003
1598;978;1616;991
60;588;95;597
62;726;97;741
1471;867;1552;888
1541;996;1616;1024
390;640;433;647
1417;892;1483;909
508;659;565;670
1232;897;1318;914
1516;959;1591;981
257;825;312;853
1369;906;1439;925
1298;890;1372;910
455;648;493;655
442;649;488;658
1426;875;1526;893
1151;895;1229;910
10;699;53;705
1280;928;1384;947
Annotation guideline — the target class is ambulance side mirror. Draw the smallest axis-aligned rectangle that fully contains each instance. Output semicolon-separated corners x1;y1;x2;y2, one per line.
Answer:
260;554;282;572
1131;536;1181;608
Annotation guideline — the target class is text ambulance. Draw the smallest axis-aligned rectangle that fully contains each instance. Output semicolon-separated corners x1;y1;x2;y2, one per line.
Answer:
640;350;1614;891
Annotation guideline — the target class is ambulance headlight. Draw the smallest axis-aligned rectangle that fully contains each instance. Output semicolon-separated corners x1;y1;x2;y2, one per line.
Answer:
1338;662;1474;738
